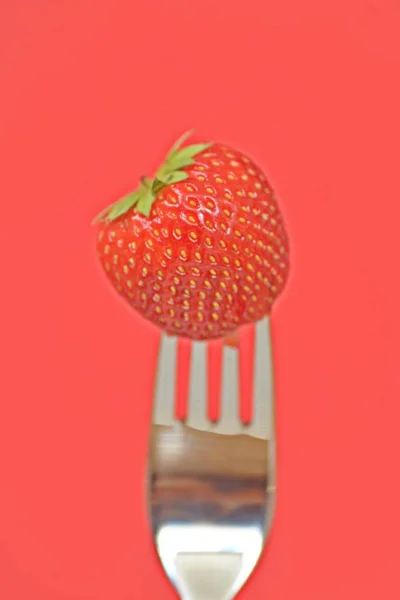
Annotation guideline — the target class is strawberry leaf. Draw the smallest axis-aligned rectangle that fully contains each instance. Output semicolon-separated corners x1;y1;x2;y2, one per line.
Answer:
174;143;212;161
166;129;195;160
136;189;155;217
152;178;166;193
165;171;189;184
92;191;140;223
167;156;195;171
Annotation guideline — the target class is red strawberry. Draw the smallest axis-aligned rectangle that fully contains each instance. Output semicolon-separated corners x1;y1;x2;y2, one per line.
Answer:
94;131;290;341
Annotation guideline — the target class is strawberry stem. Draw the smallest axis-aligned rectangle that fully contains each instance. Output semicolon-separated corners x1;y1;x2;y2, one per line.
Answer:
92;131;212;223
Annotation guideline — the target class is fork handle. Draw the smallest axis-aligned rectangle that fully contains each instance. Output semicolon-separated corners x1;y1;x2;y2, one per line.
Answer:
176;553;242;600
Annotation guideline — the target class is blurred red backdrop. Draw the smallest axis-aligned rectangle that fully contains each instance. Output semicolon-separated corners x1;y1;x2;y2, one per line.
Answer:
1;0;400;598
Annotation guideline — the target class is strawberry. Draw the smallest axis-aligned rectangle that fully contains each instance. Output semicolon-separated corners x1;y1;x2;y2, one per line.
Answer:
94;131;289;341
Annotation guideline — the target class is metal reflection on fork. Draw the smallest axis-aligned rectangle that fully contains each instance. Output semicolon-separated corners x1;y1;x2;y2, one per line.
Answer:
148;317;276;600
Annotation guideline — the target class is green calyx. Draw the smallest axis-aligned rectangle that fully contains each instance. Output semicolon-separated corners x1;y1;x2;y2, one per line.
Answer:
92;130;212;223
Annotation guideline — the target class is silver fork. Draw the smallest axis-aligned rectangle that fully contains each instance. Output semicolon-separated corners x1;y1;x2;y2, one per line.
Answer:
148;317;276;600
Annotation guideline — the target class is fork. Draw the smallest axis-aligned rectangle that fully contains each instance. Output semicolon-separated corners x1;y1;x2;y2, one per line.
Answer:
148;316;276;600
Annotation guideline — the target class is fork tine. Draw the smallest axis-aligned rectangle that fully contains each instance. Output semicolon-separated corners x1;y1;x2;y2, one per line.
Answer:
154;334;177;427
220;344;240;425
251;317;274;440
186;340;208;429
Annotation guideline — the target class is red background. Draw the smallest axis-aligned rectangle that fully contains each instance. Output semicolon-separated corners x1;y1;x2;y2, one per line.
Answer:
1;1;400;598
